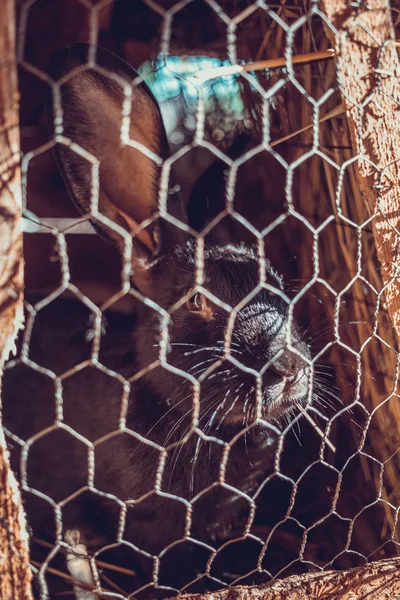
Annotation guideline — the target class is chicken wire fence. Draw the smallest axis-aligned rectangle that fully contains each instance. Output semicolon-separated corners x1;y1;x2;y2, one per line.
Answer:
2;0;400;598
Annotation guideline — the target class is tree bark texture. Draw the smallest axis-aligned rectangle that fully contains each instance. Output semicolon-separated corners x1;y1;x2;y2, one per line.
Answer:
0;0;31;599
319;0;400;335
177;557;400;600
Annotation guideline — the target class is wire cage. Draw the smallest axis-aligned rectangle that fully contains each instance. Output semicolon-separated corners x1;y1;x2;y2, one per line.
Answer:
1;0;400;598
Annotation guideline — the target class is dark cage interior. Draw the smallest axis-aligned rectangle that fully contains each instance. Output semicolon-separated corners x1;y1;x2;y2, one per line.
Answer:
3;0;400;598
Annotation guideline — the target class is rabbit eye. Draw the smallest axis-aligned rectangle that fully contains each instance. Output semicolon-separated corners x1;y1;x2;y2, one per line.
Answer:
187;292;203;311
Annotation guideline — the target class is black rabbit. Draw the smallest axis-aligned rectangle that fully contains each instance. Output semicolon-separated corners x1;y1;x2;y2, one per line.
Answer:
2;44;312;598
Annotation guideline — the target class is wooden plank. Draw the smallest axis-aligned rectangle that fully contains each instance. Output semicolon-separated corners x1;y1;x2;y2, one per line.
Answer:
0;0;32;598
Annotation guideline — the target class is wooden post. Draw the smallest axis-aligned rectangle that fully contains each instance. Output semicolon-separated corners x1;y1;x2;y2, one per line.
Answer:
319;0;400;335
0;0;32;598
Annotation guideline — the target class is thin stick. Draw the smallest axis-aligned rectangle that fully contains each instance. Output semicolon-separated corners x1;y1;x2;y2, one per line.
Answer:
242;49;335;72
95;561;136;578
98;571;128;596
30;560;108;599
31;558;129;599
270;104;345;148
296;403;336;453
196;41;400;83
31;560;76;584
32;537;137;577
255;0;287;61
194;49;335;82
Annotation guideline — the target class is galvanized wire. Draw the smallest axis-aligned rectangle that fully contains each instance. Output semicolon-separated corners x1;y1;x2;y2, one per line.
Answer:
3;1;400;599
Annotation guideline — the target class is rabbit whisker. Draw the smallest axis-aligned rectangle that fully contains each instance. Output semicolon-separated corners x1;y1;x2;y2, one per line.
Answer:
188;358;220;372
216;383;245;430
141;397;189;442
128;388;196;461
190;436;203;496
164;402;197;446
289;412;302;446
169;343;213;348
171;389;227;495
190;393;224;494
181;347;224;357
206;369;231;381
242;385;255;422
216;340;242;348
195;388;235;486
242;389;254;462
190;362;222;378
166;409;210;490
312;396;337;412
313;381;344;405
313;387;341;406
168;425;192;492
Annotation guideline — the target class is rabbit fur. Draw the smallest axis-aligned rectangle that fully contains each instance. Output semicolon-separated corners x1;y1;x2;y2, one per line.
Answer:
2;44;312;596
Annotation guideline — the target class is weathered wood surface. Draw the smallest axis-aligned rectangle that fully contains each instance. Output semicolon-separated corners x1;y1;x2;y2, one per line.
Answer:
0;0;31;599
177;557;400;600
320;0;400;336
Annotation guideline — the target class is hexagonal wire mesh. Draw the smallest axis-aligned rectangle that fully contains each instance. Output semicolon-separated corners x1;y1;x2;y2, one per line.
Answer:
3;0;400;598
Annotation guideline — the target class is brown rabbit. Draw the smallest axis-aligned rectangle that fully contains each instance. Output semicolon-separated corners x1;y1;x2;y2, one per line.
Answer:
3;44;312;598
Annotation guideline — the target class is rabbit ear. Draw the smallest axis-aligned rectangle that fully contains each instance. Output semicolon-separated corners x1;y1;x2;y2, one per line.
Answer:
47;43;181;281
188;135;252;244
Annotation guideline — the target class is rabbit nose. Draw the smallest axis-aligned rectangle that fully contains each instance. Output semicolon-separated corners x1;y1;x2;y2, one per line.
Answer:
264;350;308;382
262;364;286;388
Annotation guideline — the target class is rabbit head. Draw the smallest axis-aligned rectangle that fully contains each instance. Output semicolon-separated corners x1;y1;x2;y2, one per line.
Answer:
48;44;311;431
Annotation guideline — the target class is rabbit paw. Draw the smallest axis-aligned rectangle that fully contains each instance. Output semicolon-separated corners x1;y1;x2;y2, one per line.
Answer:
65;529;98;600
